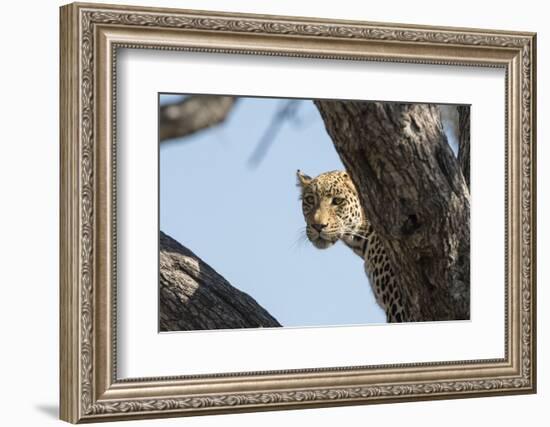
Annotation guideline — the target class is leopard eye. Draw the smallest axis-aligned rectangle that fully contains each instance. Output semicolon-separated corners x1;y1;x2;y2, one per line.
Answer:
332;197;344;206
304;195;315;205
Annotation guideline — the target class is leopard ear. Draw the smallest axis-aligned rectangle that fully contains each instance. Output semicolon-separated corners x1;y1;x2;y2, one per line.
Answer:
296;169;312;188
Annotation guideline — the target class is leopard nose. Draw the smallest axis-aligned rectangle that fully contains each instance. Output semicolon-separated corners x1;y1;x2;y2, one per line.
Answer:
311;223;328;232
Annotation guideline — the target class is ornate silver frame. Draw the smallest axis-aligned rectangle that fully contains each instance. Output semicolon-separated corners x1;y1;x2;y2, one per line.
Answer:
60;2;536;423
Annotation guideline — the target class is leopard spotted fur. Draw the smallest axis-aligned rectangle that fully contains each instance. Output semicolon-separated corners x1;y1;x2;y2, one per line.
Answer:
297;170;408;323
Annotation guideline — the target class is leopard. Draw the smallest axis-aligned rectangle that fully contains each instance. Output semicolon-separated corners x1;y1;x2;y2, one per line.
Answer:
296;169;408;323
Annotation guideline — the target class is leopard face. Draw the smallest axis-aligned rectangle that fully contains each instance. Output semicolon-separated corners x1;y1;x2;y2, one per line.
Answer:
297;170;365;249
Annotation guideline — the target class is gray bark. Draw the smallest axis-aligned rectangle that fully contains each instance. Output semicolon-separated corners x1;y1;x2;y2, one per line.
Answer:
160;95;237;142
457;105;471;189
160;231;281;331
315;101;470;321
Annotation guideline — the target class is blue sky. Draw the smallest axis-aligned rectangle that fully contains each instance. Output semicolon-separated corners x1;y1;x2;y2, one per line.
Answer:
159;95;459;328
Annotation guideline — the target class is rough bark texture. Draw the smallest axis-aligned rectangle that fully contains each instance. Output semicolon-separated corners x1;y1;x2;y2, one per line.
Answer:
159;231;281;331
160;95;237;142
315;101;470;321
457;105;471;189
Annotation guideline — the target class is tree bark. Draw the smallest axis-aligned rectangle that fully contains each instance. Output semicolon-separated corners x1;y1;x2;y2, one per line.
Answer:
457;105;471;189
160;231;281;331
315;101;470;321
160;95;237;142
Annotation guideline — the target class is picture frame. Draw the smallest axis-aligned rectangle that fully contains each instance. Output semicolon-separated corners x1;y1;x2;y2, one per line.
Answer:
59;2;536;423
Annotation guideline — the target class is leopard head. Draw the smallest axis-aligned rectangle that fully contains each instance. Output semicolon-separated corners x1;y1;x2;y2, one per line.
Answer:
297;170;365;249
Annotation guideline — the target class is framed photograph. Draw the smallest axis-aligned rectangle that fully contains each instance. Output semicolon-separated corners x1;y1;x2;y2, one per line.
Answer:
60;2;537;423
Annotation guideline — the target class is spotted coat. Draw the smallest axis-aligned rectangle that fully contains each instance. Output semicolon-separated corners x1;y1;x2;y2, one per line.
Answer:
297;169;408;323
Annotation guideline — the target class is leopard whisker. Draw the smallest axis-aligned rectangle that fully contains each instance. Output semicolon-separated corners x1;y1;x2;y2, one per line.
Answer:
343;230;369;241
290;227;309;250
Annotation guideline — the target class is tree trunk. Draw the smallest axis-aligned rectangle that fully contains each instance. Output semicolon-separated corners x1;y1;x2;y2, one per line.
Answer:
315;101;470;321
457;105;471;189
160;231;281;331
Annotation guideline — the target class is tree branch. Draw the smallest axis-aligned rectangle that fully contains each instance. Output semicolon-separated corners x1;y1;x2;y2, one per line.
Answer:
160;231;281;331
315;100;470;321
159;95;237;142
247;100;300;168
